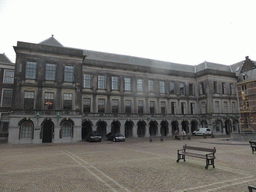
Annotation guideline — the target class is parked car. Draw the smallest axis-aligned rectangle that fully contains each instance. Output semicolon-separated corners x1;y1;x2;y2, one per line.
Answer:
86;131;102;142
107;132;125;142
193;128;212;136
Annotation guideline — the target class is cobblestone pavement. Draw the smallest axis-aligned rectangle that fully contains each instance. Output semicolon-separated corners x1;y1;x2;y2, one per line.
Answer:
0;137;255;192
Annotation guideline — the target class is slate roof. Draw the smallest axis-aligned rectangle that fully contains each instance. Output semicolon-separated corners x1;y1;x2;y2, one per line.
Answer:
0;53;12;63
39;35;63;47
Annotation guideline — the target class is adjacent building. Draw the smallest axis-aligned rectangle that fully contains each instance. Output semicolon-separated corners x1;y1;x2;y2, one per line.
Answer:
8;36;242;144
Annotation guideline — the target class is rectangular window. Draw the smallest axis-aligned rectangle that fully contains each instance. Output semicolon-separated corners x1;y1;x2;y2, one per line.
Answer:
45;64;56;81
181;102;186;114
189;84;194;95
224;101;228;113
4;70;14;84
44;92;54;110
112;99;119;113
190;103;195;114
171;102;176;114
98;99;105;113
180;83;185;95
25;61;37;79
124;78;131;91
201;102;206;114
199;83;204;95
148;80;154;92
150;101;155;114
64;66;74;82
160;81;165;94
83;98;91;113
2;89;13;107
137;79;143;92
1;113;9;132
170;82;175;94
213;81;218;94
112;77;119;90
138;100;143;114
222;82;226;94
230;83;235;95
242;84;247;95
232;102;236;113
125;100;131;114
98;75;105;89
84;74;91;88
215;101;219;113
161;101;166;114
63;93;72;110
24;91;34;110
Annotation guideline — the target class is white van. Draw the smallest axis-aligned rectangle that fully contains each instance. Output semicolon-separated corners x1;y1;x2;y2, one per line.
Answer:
193;128;212;136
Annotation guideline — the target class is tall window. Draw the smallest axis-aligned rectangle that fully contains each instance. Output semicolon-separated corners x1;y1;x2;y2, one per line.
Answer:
161;101;166;114
112;99;119;113
45;64;56;81
83;98;91;113
242;84;247;94
232;102;236;113
4;70;14;84
64;66;74;82
159;81;165;94
1;113;9;132
124;78;131;91
224;101;228;113
98;75;105;89
98;99;105;113
189;84;194;95
148;80;154;92
25;61;37;79
190;103;195;114
230;83;235;95
63;93;72;110
199;83;205;95
222;82;226;94
84;74;91;88
215;101;219;113
125;100;131;113
171;102;176;114
201;102;206;114
20;121;33;138
170;82;175;94
138;100;143;114
44;92;54;110
137;79;143;92
2;89;13;107
213;81;218;94
24;91;34;110
112;77;119;90
61;121;72;137
180;83;185;95
181;102;186;114
150;101;155;114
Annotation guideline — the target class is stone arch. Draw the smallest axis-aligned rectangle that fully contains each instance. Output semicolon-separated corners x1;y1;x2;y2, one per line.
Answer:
181;120;189;133
160;120;169;136
137;120;146;138
82;119;93;140
149;120;158;136
125;120;134;138
96;120;107;138
111;120;121;133
171;120;179;135
190;120;198;133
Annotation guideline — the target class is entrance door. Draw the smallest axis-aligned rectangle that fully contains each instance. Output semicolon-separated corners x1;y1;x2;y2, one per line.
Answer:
43;122;53;143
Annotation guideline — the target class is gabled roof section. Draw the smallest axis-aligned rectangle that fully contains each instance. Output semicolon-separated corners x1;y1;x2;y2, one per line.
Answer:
39;35;63;47
240;56;256;72
0;53;12;63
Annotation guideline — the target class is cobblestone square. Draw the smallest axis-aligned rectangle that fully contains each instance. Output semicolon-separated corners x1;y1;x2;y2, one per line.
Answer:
0;137;255;192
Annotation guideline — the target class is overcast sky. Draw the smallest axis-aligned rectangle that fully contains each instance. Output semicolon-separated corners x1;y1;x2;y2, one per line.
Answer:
1;0;256;65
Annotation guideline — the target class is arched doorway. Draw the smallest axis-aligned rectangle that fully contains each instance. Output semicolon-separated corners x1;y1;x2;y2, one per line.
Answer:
97;120;107;138
111;120;120;133
82;120;92;140
125;120;134;138
149;120;158;136
42;120;54;143
160;120;169;136
191;120;198;133
137;120;146;137
171;120;179;135
215;119;223;133
225;119;232;135
181;120;189;133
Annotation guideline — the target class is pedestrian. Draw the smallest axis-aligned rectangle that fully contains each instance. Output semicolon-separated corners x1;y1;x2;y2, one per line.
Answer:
182;129;186;139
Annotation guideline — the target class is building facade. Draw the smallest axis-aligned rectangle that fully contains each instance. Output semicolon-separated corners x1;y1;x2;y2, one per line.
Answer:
8;37;241;144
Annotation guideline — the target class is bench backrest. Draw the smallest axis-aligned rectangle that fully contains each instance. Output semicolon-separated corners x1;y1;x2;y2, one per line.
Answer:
183;145;216;153
249;141;256;145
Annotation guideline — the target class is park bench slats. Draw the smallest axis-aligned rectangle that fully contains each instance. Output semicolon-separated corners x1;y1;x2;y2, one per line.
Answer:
249;141;256;154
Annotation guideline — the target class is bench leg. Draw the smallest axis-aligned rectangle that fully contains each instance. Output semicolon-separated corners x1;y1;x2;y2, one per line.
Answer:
177;154;185;163
205;159;215;169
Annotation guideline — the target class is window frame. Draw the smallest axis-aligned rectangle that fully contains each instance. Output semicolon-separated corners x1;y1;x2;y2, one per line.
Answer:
98;75;106;90
23;91;35;110
124;77;131;91
159;81;165;94
63;93;73;110
83;74;92;89
3;69;14;84
2;89;13;107
111;76;119;91
137;79;143;92
64;66;74;82
25;61;37;79
45;64;56;81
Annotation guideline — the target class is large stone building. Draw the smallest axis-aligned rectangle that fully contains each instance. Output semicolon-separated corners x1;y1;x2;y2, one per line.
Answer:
8;36;242;144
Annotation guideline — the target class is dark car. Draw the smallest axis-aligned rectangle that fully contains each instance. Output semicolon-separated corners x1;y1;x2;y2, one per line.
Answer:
107;132;125;142
86;131;102;142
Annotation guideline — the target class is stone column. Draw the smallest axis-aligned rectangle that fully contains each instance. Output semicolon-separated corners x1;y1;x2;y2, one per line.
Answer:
145;123;150;137
33;126;41;144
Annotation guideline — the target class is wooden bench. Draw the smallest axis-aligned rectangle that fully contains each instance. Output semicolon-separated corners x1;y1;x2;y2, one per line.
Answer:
248;185;256;192
249;141;256;154
177;144;216;169
149;136;163;142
